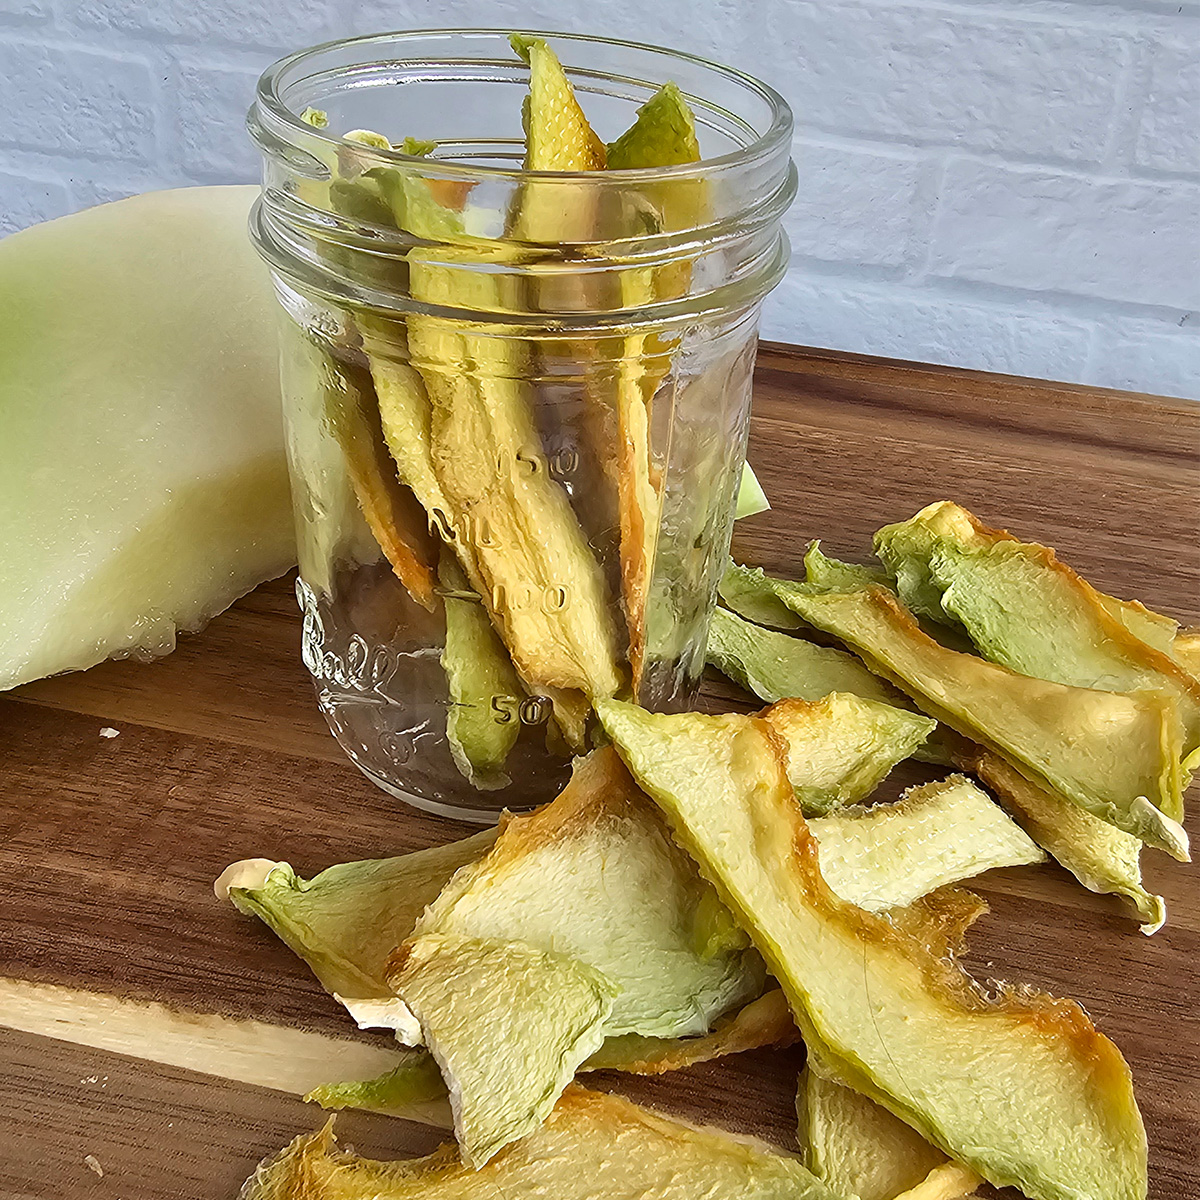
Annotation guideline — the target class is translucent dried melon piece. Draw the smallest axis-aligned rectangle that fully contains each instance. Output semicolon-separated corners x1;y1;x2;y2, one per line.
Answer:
596;699;1148;1200
220;832;496;1035
0;187;296;690
707;606;900;708
760;695;935;816
438;554;523;789
957;745;1166;934
798;1066;980;1200
876;501;1200;777
242;1087;844;1199
385;933;615;1168
412;747;763;1039
807;775;1044;911
776;586;1187;859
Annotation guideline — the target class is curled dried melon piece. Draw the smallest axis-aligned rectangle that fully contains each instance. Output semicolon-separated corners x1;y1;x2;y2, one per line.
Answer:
0;187;296;690
597;699;1148;1200
385;933;616;1168
776;586;1187;860
220;831;497;1037
761;695;935;816
412;747;764;1040
806;774;1044;912
957;746;1166;934
242;1087;844;1199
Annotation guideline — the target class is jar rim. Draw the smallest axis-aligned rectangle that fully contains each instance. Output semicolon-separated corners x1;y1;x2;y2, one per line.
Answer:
254;27;793;183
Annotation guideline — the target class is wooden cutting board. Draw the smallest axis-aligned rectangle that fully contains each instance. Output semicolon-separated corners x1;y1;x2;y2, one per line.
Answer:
2;343;1197;1198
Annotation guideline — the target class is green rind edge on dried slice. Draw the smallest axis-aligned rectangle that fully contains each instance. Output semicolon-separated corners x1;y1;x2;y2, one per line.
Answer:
596;699;1148;1200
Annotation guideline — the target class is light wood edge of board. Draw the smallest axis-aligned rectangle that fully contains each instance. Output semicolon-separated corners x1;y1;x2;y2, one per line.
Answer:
0;976;451;1128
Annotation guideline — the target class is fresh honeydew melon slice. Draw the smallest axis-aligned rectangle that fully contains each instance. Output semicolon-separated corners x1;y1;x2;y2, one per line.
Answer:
596;699;1148;1200
242;1086;845;1200
806;775;1045;911
0;186;295;690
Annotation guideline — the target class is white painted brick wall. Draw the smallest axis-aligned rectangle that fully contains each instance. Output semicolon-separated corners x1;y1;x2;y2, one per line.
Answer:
1;0;1196;400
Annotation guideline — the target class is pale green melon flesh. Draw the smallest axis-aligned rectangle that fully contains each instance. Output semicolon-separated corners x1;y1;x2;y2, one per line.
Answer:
0;186;295;689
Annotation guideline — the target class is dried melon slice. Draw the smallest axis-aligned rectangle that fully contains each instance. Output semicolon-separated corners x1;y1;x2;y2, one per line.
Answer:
876;501;1179;653
707;606;900;708
0;186;296;690
219;831;496;1036
883;887;988;960
305;1052;450;1124
385;934;616;1168
806;775;1044;911
707;603;954;767
438;554;523;789
760;695;935;816
322;351;439;608
876;501;1200;775
804;541;890;592
736;464;770;519
596;700;1148;1200
305;988;798;1130
584;987;797;1075
512;34;606;170
242;1086;844;1199
302;890;987;1127
957;746;1166;934
411;747;763;1039
798;1067;980;1200
776;586;1187;859
1173;627;1200;678
603;81;704;692
719;561;811;631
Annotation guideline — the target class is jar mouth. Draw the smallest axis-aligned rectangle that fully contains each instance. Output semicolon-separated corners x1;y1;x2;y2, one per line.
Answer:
254;27;792;184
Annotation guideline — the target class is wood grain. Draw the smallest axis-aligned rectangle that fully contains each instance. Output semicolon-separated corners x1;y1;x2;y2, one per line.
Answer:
2;342;1198;1198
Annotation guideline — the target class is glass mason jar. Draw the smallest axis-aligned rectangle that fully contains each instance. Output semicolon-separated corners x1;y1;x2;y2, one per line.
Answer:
249;30;795;820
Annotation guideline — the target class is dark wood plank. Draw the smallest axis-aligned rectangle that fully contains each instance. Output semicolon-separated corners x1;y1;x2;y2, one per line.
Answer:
2;343;1198;1198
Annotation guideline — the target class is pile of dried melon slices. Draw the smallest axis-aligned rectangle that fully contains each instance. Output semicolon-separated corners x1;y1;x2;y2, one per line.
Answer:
224;500;1196;1200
